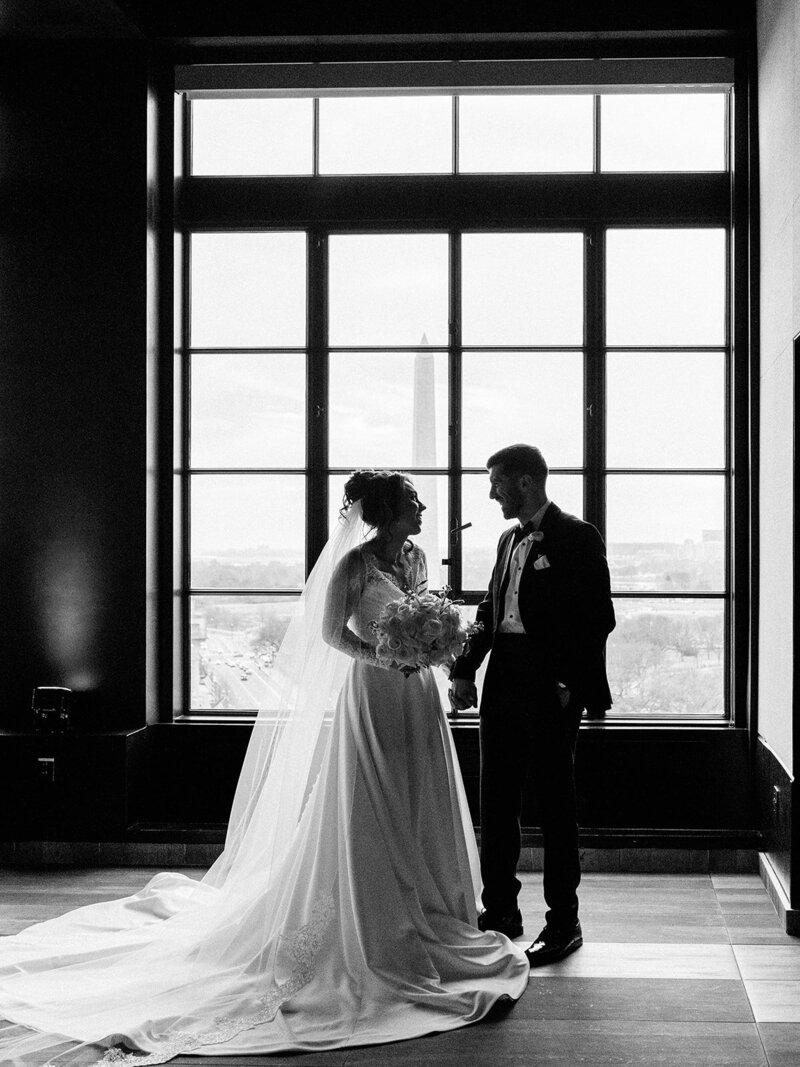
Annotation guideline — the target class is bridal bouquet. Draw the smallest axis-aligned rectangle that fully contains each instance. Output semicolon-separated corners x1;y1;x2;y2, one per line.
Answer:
370;587;482;675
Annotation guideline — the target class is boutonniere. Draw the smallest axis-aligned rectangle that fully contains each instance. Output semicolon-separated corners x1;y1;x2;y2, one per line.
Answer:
531;531;544;542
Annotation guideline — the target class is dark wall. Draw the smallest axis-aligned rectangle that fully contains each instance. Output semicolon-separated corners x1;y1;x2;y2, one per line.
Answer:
0;720;759;845
756;739;793;897
0;42;150;731
123;723;756;846
123;0;753;41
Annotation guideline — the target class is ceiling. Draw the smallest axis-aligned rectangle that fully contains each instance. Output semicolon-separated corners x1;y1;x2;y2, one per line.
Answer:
0;0;142;38
0;0;754;43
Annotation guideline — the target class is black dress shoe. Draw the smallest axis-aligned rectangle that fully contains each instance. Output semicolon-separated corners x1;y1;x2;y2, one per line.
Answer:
477;909;523;939
525;921;583;967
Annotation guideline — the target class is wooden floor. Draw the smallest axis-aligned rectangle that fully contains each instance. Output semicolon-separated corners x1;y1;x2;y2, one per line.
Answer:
1;868;799;1066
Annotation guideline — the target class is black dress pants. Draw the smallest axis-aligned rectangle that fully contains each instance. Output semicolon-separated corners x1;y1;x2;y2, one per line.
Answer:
479;634;582;930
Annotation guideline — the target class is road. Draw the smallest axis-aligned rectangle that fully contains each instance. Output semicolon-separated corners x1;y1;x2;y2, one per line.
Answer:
200;630;283;711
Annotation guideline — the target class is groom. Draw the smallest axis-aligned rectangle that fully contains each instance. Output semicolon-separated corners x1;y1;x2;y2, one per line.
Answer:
449;444;615;966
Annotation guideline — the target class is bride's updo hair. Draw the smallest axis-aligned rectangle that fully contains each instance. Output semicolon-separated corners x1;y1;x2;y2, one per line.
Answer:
342;469;408;529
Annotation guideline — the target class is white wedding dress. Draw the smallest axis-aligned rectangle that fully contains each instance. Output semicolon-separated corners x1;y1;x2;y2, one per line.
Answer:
0;515;528;1065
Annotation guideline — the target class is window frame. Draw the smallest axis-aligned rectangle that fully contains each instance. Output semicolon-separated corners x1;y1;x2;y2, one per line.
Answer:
172;63;746;726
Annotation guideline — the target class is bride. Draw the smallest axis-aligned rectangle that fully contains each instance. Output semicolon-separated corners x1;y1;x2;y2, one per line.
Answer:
0;469;529;1065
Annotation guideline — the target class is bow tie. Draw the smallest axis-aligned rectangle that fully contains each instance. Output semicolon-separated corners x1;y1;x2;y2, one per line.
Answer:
513;523;544;544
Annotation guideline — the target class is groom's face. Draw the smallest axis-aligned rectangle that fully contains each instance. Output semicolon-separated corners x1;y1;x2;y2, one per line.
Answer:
488;465;525;520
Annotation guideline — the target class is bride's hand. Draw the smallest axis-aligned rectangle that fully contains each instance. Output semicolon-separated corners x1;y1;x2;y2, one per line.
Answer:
448;678;477;713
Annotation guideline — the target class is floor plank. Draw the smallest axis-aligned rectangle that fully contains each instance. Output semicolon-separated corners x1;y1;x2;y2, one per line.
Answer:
527;942;740;979
757;1023;800;1067
711;874;764;888
171;1055;348;1066
734;945;800;981
342;1020;767;1067
0;869;796;1065
517;977;754;1022
727;926;800;947
742;982;800;1023
584;921;732;944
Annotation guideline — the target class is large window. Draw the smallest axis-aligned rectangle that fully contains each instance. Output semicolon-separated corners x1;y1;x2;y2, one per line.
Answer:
177;64;736;721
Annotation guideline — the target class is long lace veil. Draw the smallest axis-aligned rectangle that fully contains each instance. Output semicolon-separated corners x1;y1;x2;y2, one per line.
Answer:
0;503;369;1066
205;499;368;886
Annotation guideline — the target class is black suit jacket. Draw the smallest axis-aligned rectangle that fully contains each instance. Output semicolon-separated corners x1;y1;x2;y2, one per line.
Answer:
451;503;616;714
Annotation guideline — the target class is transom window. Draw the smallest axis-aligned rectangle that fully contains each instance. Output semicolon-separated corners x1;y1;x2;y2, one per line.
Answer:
189;92;727;176
177;64;735;722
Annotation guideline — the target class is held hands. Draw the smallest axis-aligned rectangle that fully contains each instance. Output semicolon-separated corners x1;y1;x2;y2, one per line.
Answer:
446;680;568;713
448;678;478;716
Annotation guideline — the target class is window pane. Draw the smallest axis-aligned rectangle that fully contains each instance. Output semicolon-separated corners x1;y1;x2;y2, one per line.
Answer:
191;475;305;590
329;351;448;468
329;234;449;346
462;233;584;346
191;595;300;711
319;96;452;175
462;351;583;467
607;597;725;717
601;93;727;172
191;353;305;468
327;473;448;593
191;99;313;176
459;94;594;173
606;475;725;592
461;473;583;590
606;351;725;468
191;233;306;348
606;229;726;347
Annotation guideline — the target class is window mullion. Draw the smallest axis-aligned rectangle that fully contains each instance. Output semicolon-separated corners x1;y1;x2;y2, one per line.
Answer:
307;230;328;573
448;230;463;595
730;67;752;732
180;231;192;716
584;225;606;538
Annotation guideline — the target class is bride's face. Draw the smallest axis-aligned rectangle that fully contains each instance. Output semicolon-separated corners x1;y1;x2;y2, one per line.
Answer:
394;481;426;536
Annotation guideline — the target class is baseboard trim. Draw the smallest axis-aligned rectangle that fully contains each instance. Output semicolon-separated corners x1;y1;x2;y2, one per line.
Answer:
760;852;800;935
522;828;762;850
0;839;759;874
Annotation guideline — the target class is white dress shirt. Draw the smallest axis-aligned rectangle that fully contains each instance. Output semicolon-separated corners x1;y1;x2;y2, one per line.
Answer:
497;500;550;634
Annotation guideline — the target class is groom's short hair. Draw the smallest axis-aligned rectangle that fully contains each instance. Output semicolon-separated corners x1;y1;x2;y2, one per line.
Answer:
486;444;548;483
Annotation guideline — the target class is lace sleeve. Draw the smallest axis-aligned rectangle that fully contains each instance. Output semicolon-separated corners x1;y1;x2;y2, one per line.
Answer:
322;548;382;666
412;544;429;594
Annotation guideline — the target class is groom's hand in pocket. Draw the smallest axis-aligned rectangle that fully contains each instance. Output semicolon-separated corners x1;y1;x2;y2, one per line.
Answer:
448;678;478;714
